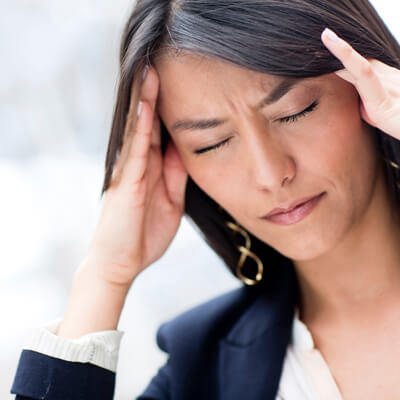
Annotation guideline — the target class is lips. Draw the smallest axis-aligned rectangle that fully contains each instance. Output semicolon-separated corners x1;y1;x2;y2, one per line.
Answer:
265;192;325;218
263;192;326;225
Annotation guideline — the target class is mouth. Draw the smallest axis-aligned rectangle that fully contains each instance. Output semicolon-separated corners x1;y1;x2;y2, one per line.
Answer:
262;192;326;226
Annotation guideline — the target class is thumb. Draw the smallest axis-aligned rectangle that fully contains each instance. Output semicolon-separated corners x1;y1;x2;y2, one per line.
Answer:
359;100;376;127
163;139;188;211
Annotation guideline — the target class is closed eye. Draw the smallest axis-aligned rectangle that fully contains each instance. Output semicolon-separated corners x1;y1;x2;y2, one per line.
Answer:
193;100;319;155
277;100;319;124
194;136;233;155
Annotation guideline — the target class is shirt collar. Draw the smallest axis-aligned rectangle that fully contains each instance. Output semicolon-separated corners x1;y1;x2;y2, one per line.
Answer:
291;306;315;351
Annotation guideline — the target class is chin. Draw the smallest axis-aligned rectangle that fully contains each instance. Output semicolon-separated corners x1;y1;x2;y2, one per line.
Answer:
268;233;333;262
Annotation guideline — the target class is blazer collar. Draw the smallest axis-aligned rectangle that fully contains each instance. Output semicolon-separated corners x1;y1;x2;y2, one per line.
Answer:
218;257;298;400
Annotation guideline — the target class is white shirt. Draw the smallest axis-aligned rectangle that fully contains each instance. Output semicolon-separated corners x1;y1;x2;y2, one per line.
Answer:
22;307;343;399
277;307;343;399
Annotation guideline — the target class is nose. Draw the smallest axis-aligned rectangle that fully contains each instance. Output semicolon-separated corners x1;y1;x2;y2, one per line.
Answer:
242;119;296;191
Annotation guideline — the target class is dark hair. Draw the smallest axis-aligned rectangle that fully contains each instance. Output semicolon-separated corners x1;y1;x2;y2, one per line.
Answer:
101;0;400;289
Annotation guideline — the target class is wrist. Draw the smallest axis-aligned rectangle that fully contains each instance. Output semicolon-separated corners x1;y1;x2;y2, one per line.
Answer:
57;261;131;339
77;252;140;291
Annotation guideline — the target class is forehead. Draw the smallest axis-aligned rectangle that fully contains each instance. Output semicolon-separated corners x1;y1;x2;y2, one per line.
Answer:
153;52;331;130
154;53;281;103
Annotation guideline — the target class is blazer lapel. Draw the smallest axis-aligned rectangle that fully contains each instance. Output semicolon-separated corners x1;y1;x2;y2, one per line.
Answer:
218;257;298;400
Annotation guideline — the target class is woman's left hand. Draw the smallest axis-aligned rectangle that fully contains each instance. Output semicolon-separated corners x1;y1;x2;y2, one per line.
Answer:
321;27;400;140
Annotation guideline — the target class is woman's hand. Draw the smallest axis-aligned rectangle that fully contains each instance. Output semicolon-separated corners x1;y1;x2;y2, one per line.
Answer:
82;65;188;289
321;27;400;140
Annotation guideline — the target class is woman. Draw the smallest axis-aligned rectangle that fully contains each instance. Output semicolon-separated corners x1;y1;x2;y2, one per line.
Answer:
11;0;400;398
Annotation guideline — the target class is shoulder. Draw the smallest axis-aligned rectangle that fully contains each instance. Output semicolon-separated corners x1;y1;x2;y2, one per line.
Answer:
155;257;298;354
140;260;297;399
155;284;259;352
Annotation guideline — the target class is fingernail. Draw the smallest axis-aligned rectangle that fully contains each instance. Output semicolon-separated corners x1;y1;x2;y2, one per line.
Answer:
142;65;149;81
137;100;142;117
323;27;339;42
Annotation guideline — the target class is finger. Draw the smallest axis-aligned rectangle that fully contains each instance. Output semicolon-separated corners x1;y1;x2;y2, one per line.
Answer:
118;65;160;186
334;68;356;85
152;113;161;147
141;66;161;147
163;139;188;211
141;66;159;118
122;100;154;185
374;62;400;90
359;101;376;127
337;61;400;87
111;70;146;185
371;59;400;76
321;28;387;110
124;68;145;141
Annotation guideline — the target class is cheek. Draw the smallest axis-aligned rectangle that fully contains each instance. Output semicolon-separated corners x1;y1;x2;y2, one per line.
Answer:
169;138;223;200
309;96;378;202
181;153;243;212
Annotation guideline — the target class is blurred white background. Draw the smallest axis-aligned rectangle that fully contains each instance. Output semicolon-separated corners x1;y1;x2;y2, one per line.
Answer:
1;0;399;399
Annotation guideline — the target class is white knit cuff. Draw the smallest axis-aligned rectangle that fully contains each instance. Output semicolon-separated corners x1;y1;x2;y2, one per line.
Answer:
23;318;124;373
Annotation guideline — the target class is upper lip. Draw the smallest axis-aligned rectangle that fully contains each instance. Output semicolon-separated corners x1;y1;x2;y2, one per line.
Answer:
263;192;324;218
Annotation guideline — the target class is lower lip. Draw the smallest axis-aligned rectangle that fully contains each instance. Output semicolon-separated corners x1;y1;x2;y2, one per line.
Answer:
265;192;326;226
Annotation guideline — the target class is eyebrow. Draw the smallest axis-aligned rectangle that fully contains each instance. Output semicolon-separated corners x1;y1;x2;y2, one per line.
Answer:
171;77;304;134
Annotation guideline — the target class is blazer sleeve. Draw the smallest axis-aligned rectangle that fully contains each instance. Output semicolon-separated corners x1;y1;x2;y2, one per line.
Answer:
10;318;172;400
11;350;117;400
11;286;250;399
10;318;124;400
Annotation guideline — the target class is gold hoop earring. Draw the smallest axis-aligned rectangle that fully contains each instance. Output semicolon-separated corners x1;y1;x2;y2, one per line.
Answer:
225;221;264;286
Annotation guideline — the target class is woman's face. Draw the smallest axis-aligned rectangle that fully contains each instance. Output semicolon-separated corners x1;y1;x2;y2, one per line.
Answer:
154;53;382;261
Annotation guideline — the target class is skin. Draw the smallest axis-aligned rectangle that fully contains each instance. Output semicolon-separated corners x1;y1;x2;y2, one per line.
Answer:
153;53;400;398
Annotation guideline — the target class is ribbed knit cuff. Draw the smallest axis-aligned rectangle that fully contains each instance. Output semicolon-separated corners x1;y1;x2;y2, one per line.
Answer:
22;318;124;372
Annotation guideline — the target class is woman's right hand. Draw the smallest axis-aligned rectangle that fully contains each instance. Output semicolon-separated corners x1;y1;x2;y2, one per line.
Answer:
80;65;188;290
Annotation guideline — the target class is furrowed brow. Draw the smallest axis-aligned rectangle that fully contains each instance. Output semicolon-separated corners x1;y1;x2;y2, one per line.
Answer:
171;77;304;134
171;118;226;134
256;77;304;109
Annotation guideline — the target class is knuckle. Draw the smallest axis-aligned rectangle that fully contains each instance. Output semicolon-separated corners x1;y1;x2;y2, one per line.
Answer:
378;96;393;112
130;148;148;160
342;43;353;58
360;60;374;78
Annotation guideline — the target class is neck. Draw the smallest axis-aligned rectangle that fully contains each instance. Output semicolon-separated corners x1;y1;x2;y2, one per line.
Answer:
294;167;400;328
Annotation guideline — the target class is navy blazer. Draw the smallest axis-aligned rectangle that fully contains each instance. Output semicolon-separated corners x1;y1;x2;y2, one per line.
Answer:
11;257;298;400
